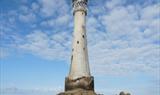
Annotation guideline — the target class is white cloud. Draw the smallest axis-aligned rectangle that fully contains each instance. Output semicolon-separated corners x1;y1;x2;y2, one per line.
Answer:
19;30;71;61
39;0;69;17
55;14;70;26
41;14;71;27
19;13;36;23
141;4;160;19
87;2;160;76
18;3;40;23
19;5;29;14
89;44;159;75
18;2;160;77
8;0;158;79
1;0;160;95
31;2;40;12
106;0;125;9
87;17;100;30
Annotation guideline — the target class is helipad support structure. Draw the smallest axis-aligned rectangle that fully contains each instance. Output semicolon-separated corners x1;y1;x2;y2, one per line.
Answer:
58;0;96;94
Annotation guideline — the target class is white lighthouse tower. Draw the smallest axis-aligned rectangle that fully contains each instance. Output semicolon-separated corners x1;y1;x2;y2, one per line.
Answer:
69;0;90;80
65;0;95;91
58;0;96;94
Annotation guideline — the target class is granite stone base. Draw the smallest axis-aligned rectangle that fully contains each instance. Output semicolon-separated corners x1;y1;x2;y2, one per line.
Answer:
58;76;96;95
65;76;94;91
58;89;97;95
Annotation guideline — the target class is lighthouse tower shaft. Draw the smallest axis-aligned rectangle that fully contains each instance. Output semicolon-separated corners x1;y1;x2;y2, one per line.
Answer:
65;0;94;91
69;0;90;79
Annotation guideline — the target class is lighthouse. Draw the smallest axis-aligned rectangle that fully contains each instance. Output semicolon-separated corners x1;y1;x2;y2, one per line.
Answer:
58;0;96;94
69;0;90;81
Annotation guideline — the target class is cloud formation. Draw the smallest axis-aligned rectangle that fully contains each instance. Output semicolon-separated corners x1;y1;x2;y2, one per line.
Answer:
39;0;69;17
1;0;159;77
1;0;160;95
19;30;71;61
87;1;160;76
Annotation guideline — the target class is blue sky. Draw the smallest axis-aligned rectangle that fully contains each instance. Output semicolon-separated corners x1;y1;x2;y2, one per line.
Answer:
0;0;160;95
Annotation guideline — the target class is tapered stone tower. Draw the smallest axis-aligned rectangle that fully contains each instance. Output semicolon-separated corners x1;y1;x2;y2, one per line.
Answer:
58;0;96;94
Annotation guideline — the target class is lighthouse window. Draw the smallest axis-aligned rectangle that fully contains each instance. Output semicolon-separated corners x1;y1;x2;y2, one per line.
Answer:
72;48;74;51
71;55;73;62
82;35;84;38
83;47;85;50
77;41;79;44
82;12;84;15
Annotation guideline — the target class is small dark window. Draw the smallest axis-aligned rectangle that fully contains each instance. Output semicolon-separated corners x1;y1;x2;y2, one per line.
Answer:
82;12;84;15
72;48;74;51
77;41;79;44
82;35;84;38
71;55;73;62
83;48;85;50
